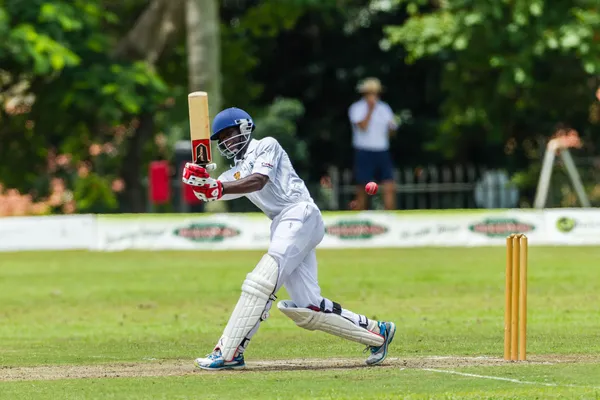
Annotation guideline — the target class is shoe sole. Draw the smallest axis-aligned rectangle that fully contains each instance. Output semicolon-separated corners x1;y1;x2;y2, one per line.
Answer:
367;322;396;366
194;360;246;371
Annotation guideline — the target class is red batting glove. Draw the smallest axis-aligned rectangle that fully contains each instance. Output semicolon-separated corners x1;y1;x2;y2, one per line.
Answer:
182;162;223;201
182;162;211;186
192;181;223;202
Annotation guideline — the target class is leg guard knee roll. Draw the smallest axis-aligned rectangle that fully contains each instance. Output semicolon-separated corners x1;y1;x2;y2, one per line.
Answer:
242;265;278;301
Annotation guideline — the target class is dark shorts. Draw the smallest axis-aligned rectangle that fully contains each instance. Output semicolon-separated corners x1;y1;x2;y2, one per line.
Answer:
354;149;394;184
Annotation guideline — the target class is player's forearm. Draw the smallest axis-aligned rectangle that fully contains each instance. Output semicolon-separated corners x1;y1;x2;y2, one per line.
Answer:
222;173;269;195
357;108;374;130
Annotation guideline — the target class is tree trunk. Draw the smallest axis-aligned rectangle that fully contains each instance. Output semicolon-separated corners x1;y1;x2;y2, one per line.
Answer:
120;113;154;212
186;0;224;212
113;0;184;63
186;0;222;114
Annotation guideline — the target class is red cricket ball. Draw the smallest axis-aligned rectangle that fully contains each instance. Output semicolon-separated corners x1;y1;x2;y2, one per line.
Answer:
365;181;378;195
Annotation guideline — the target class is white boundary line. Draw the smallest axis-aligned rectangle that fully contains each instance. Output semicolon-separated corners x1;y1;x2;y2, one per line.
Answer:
420;368;600;389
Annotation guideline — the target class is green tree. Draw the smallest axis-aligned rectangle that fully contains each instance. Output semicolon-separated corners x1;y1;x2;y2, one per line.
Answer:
253;98;307;171
240;0;432;181
3;0;466;214
385;0;600;164
0;0;170;213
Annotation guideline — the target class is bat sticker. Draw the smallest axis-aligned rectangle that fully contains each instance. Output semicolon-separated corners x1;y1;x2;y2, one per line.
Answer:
195;143;209;164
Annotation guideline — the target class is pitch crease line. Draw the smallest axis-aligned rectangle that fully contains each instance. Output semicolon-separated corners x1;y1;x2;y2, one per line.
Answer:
421;368;600;389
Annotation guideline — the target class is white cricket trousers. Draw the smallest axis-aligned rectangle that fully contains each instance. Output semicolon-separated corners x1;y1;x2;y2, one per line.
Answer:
235;201;377;353
268;201;324;308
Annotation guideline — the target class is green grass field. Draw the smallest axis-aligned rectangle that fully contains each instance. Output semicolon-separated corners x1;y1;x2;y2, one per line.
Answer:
1;247;600;399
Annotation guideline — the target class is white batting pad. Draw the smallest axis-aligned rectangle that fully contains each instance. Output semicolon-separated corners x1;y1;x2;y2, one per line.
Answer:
277;300;384;347
219;254;279;361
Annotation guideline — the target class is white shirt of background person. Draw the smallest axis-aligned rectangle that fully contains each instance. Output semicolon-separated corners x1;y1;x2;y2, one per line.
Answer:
349;97;397;151
347;77;398;210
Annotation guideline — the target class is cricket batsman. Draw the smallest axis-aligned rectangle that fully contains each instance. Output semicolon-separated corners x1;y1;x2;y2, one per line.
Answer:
182;107;396;370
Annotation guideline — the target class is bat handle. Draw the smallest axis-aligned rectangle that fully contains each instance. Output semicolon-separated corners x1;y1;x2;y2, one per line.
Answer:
204;163;217;171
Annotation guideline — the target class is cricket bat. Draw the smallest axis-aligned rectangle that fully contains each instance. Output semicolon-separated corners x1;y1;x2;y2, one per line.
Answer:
188;91;213;167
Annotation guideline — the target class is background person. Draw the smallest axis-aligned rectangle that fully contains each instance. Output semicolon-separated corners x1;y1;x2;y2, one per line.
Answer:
348;77;398;210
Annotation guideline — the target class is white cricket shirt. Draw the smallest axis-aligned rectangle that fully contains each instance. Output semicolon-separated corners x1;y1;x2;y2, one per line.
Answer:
348;99;397;151
218;137;314;220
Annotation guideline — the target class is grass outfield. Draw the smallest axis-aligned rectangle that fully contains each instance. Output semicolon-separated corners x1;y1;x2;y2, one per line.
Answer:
1;248;599;399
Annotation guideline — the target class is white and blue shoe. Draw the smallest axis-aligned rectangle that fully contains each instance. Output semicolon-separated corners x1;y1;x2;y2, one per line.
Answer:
365;321;396;365
194;349;245;370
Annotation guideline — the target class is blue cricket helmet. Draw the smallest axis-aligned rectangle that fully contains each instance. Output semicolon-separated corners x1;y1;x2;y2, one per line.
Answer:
211;107;255;159
210;107;255;140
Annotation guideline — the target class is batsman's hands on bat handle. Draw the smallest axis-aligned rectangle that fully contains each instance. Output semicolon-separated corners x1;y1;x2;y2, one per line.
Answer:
182;162;223;202
182;162;215;186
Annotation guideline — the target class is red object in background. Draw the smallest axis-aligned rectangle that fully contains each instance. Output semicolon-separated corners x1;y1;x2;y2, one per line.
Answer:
148;161;171;204
181;162;203;205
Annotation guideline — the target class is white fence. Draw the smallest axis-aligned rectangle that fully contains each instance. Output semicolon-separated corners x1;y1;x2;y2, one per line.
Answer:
0;209;599;252
158;165;518;213
325;165;519;210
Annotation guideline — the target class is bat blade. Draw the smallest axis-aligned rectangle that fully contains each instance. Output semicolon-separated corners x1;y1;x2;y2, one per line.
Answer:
188;91;212;165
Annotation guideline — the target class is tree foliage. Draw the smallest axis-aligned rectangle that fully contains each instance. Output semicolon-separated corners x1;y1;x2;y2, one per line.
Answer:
1;0;169;214
254;98;307;171
3;0;599;214
385;0;600;163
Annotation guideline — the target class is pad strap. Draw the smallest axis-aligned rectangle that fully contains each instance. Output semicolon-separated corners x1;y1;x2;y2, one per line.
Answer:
278;300;384;347
319;298;343;315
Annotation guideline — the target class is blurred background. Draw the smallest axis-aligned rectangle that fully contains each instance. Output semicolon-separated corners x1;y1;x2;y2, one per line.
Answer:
1;0;600;216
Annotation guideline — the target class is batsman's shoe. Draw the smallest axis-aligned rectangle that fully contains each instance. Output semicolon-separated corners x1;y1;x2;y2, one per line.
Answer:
194;349;245;370
365;321;396;366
